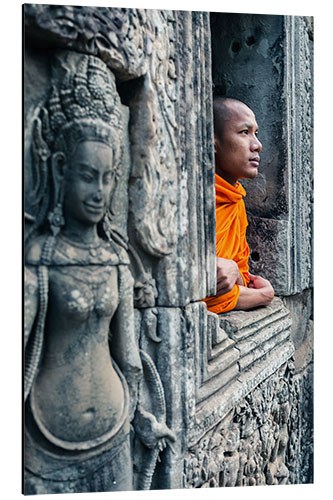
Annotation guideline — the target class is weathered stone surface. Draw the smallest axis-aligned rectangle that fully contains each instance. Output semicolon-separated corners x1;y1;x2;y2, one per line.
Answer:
143;10;216;306
282;289;313;354
246;216;290;295
288;362;313;484
133;306;186;490
24;4;150;80
134;300;300;488
180;301;311;489
283;15;314;295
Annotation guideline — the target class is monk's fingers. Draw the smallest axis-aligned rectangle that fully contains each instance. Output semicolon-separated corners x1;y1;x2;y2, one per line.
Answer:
216;280;233;295
216;269;228;282
216;275;229;288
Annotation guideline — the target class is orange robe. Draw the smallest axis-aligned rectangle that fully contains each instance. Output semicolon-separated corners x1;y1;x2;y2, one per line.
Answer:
204;173;250;313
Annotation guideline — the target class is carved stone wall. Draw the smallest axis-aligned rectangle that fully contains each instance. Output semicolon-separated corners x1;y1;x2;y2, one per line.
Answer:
24;5;216;310
24;5;216;492
181;300;313;487
184;358;313;487
24;6;313;493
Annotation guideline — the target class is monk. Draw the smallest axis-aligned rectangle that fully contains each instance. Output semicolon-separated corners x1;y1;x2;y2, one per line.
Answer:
204;97;274;314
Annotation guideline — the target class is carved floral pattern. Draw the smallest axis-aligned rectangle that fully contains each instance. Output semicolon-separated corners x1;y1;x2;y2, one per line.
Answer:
24;5;148;79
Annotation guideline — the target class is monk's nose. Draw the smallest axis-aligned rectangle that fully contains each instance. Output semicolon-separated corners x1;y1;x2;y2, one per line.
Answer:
251;137;262;152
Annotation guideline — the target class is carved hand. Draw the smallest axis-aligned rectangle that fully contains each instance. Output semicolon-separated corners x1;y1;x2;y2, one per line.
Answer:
133;406;176;451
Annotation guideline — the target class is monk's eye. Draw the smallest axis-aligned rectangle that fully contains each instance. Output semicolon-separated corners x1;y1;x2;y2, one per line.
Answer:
240;130;249;135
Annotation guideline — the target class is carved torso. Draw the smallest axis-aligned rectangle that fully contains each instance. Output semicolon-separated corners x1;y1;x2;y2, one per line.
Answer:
25;233;130;451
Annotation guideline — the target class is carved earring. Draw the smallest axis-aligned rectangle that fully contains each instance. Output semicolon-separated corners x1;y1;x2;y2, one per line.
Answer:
48;200;65;235
48;153;66;235
43;183;65;265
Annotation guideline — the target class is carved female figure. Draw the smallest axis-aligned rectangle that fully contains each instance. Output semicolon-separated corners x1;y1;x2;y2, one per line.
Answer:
24;53;174;494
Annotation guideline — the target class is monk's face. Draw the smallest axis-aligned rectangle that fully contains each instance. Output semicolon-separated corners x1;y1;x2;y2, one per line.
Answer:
214;101;262;186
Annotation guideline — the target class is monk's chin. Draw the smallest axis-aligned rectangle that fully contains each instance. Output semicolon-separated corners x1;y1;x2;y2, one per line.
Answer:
241;170;258;180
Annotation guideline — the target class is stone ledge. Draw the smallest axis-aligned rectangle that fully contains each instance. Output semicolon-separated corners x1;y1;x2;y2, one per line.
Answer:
190;341;294;448
187;298;294;447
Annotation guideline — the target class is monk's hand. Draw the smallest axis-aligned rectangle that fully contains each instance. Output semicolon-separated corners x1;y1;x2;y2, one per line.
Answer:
248;273;275;306
216;257;243;296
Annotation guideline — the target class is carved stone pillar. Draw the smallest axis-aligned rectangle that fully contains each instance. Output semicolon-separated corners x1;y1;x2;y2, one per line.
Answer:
126;10;216;307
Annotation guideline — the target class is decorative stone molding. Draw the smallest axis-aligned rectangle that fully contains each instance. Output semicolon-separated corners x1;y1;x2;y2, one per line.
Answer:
282;15;314;294
24;5;149;80
145;10;216;306
133;299;296;488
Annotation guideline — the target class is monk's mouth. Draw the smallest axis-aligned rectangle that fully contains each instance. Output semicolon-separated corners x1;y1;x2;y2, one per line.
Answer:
249;157;260;166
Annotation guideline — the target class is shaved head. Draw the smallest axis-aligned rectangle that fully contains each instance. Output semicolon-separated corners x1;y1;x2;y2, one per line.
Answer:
213;96;247;141
213;96;262;184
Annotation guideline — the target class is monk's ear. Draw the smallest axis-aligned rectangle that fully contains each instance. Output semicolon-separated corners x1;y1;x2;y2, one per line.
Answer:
214;134;218;153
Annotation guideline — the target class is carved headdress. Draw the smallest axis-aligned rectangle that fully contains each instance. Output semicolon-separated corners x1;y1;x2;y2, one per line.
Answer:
30;54;124;231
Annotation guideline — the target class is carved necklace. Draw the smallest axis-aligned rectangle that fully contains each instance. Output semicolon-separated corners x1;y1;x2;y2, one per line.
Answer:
59;233;103;255
53;233;118;266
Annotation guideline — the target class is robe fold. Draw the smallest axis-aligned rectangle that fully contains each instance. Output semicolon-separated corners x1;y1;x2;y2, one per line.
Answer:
204;173;250;313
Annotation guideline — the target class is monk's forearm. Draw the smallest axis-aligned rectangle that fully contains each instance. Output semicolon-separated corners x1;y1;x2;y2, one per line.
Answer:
236;268;245;286
234;285;274;310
